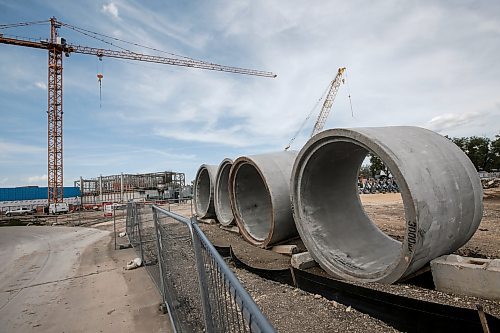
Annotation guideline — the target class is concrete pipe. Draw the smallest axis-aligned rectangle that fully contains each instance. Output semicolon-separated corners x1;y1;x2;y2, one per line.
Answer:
229;151;299;247
194;164;218;219
291;126;483;283
215;158;235;226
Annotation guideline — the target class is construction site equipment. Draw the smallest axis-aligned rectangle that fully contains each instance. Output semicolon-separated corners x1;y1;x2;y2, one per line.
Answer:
290;126;483;283
194;164;218;219
285;67;346;150
229;151;299;247
214;158;236;226
0;18;276;205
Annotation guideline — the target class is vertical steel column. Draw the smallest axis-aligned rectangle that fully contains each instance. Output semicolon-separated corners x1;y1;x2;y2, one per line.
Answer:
99;174;103;204
120;172;124;202
47;17;64;204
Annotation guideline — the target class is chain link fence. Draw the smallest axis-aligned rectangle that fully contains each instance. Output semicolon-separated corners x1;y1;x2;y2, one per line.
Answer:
125;202;275;333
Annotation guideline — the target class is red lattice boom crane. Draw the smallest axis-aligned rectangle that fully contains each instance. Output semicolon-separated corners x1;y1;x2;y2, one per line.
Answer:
0;17;276;204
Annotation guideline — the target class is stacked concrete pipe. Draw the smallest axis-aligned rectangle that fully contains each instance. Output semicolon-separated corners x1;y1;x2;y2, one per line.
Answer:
194;164;218;219
229;151;299;247
291;126;483;283
214;158;235;226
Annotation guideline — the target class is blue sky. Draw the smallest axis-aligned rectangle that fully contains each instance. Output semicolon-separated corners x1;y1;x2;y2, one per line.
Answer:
1;0;499;187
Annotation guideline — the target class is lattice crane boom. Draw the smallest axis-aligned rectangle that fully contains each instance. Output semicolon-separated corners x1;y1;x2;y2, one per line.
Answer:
310;67;346;137
0;17;276;204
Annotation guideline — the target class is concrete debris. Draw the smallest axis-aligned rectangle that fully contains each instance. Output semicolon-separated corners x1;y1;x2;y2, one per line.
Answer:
125;257;142;270
291;251;317;270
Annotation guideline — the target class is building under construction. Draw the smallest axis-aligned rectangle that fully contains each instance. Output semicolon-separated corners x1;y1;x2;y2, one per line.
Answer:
75;171;188;205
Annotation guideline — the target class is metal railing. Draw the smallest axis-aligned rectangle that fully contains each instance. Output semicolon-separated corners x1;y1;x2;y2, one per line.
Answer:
125;202;275;333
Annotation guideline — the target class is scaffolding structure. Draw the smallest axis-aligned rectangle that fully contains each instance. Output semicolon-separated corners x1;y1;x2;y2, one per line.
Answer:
75;171;187;205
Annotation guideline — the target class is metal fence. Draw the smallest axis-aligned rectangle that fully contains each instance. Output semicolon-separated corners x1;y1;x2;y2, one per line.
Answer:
125;202;275;333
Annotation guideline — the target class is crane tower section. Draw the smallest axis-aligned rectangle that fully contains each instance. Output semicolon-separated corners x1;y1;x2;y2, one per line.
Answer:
47;17;64;203
310;67;346;137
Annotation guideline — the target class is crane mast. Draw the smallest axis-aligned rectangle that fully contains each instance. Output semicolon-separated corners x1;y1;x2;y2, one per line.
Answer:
0;17;276;205
310;67;346;137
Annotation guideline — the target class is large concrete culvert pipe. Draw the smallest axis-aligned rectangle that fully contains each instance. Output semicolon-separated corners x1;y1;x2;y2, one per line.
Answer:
291;126;483;284
194;164;218;219
215;158;235;226
229;151;299;247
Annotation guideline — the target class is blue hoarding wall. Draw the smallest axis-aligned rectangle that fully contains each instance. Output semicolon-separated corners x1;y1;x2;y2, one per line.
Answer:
0;187;81;202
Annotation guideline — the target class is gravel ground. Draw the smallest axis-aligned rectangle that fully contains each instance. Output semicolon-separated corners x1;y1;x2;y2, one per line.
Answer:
234;265;398;333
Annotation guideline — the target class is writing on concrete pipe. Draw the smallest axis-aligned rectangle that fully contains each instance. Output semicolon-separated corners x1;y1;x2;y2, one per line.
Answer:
291;126;483;283
229;151;299;248
215;158;235;226
194;164;218;219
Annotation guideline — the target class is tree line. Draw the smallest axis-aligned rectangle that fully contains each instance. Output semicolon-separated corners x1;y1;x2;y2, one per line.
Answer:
362;134;500;178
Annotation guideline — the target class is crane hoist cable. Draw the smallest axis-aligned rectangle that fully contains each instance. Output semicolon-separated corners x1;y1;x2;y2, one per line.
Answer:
285;67;347;151
284;84;330;151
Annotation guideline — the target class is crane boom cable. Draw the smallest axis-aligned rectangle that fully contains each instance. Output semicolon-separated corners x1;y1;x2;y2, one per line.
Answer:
59;22;134;53
58;21;197;61
0;20;49;29
284;83;331;150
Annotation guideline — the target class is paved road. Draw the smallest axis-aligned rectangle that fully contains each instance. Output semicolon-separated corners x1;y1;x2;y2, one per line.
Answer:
0;227;108;330
0;226;170;332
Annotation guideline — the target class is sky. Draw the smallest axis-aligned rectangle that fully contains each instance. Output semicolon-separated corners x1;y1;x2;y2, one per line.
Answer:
0;0;499;187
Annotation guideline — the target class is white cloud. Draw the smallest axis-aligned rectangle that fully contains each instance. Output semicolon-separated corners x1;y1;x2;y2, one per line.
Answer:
0;141;44;156
102;2;119;19
425;111;487;133
27;174;47;184
34;81;47;90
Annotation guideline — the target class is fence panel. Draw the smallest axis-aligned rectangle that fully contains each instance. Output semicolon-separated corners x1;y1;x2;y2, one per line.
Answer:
153;206;275;332
126;202;275;333
153;207;206;333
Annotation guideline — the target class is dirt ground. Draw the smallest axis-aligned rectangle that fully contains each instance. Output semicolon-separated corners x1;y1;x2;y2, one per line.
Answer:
362;189;500;259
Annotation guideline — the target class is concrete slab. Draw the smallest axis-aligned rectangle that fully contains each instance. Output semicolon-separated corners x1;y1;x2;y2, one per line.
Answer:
430;255;500;300
291;251;317;270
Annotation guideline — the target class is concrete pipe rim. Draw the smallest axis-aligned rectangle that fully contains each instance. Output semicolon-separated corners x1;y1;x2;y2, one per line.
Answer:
292;129;417;283
229;157;274;247
215;158;235;226
194;165;213;218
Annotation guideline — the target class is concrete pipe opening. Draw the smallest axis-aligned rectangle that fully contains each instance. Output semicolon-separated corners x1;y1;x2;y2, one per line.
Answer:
230;151;299;247
291;127;483;283
215;158;235;226
194;164;217;219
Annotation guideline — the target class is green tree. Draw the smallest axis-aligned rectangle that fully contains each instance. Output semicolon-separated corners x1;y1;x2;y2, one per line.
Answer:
489;134;500;171
448;135;496;171
359;165;371;178
368;153;388;177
